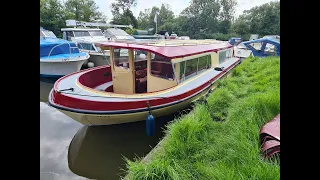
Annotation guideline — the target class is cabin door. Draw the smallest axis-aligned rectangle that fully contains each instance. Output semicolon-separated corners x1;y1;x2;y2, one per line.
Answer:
111;48;135;94
133;50;148;93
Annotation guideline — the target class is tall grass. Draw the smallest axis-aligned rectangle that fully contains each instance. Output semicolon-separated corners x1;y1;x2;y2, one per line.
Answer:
124;56;280;180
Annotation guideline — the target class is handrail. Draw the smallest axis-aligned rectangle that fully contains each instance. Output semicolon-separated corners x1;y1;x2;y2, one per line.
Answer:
47;42;78;60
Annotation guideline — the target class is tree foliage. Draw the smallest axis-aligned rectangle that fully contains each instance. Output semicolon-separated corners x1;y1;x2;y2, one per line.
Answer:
40;0;65;37
110;0;138;28
64;0;105;22
40;0;106;37
40;0;279;40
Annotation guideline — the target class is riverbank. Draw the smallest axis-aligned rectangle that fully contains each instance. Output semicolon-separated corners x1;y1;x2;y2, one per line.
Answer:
123;56;280;179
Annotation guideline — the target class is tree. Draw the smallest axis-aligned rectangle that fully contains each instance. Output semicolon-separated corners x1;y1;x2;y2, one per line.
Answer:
180;0;221;35
110;0;138;27
64;0;105;22
219;0;237;33
158;4;175;26
136;4;175;34
232;1;280;36
40;0;65;37
229;15;250;36
111;0;137;13
137;9;151;29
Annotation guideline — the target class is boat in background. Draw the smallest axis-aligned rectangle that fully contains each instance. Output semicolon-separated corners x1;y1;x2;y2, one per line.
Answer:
234;37;280;59
104;27;135;40
133;29;159;39
48;39;240;127
62;19;133;68
40;27;89;79
242;37;280;57
228;37;242;46
263;35;280;42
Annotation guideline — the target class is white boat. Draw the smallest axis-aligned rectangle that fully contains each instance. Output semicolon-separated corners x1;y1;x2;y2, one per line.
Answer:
61;20;134;68
40;27;89;79
104;27;135;40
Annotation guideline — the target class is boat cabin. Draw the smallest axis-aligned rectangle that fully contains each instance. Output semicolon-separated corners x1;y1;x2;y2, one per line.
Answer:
95;40;234;95
61;28;105;40
104;28;135;40
61;28;108;53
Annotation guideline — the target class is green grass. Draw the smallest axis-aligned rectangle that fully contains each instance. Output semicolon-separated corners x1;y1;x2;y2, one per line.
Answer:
124;56;280;180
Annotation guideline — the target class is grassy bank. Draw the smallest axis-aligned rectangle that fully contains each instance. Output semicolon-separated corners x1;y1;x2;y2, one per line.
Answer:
124;56;280;180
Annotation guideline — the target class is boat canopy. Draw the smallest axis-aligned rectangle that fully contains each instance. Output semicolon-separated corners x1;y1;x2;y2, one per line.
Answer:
242;38;280;57
96;40;232;59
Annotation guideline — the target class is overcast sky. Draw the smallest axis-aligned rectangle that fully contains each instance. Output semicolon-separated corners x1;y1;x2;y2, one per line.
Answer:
94;0;279;22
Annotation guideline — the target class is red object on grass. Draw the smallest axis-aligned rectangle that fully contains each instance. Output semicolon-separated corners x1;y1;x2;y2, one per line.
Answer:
260;114;280;158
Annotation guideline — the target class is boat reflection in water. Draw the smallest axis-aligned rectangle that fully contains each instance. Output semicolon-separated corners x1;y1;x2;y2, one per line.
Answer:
40;77;57;102
68;116;173;180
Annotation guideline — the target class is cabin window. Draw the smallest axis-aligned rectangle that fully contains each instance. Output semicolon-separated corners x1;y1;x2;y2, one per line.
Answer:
113;48;130;69
89;30;104;36
150;53;174;80
198;55;211;74
185;58;198;80
134;50;148;93
74;31;90;37
66;31;74;41
219;49;232;64
249;42;263;52
178;61;186;82
134;50;148;62
77;43;95;51
104;31;113;38
177;54;212;83
264;43;277;56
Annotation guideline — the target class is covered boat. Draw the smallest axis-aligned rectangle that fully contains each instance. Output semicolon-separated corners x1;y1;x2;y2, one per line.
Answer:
40;27;89;78
48;39;241;126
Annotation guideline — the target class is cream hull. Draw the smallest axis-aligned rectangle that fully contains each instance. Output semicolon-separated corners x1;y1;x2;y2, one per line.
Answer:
57;86;211;126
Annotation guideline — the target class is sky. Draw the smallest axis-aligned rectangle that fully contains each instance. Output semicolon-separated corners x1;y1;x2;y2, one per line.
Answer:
94;0;279;22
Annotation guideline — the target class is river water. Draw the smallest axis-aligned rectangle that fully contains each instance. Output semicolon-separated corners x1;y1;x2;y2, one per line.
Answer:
40;79;170;180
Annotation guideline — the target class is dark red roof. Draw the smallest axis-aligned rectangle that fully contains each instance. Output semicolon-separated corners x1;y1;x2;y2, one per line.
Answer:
96;41;232;59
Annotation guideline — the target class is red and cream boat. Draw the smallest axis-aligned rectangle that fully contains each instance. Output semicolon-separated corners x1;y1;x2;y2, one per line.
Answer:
48;39;241;126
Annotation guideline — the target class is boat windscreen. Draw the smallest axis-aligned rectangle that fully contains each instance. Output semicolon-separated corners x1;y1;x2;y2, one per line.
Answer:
42;30;57;38
89;30;104;36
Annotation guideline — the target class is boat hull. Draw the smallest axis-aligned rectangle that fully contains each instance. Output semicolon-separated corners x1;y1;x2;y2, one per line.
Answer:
88;53;110;67
48;49;240;126
40;55;89;77
55;87;210;126
49;68;234;126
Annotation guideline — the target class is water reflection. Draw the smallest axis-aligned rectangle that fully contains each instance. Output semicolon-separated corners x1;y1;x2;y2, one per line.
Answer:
40;102;87;180
40;77;180;180
40;77;56;102
68;118;168;180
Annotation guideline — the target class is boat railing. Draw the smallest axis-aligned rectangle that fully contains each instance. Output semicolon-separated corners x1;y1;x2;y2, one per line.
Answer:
47;42;78;60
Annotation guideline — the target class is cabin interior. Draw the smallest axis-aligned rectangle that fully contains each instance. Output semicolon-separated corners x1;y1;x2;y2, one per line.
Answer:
90;44;233;95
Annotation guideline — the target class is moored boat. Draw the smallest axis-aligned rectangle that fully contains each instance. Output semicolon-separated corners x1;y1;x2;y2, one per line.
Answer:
40;27;90;79
62;19;134;68
48;39;241;126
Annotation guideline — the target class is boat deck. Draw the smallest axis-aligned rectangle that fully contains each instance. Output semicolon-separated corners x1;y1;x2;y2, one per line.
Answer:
55;58;240;102
94;81;113;91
